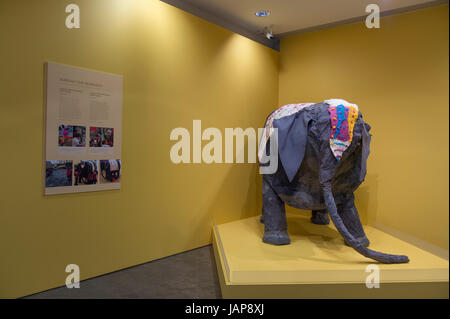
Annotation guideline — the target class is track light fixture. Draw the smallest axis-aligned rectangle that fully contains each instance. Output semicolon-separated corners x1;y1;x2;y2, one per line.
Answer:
264;25;274;40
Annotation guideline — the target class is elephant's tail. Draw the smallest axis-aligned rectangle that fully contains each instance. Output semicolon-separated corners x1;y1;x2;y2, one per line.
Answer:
323;186;409;264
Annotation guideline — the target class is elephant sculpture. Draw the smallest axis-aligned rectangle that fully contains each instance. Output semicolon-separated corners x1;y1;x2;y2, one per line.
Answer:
259;99;409;264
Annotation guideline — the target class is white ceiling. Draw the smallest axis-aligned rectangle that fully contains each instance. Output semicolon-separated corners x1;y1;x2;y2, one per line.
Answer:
178;0;443;35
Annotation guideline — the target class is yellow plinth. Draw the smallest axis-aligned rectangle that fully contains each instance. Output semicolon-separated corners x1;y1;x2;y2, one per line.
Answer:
212;214;449;298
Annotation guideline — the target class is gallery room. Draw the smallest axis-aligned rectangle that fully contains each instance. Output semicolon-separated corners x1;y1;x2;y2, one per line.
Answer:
0;0;448;304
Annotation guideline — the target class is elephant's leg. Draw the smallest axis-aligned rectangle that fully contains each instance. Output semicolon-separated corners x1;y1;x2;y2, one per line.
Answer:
311;209;330;225
262;178;290;245
338;194;370;247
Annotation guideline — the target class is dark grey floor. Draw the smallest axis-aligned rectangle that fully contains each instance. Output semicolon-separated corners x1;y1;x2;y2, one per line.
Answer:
24;245;222;299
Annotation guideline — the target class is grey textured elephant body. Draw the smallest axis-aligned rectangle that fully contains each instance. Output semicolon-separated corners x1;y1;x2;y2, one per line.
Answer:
260;101;409;264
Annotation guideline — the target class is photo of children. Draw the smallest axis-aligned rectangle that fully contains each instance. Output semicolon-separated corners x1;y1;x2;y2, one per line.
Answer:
72;126;86;147
45;161;73;187
58;125;86;147
74;160;98;185
89;127;114;147
99;160;121;183
58;125;73;146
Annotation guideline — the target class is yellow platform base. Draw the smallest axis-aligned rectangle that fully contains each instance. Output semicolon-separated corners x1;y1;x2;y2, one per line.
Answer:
212;214;449;298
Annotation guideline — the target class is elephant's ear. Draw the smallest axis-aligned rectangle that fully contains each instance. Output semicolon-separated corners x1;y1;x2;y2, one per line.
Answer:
273;110;311;182
359;122;371;182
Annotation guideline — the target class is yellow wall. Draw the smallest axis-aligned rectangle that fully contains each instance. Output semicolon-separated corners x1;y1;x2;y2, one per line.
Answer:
0;0;278;298
1;0;448;299
279;6;449;250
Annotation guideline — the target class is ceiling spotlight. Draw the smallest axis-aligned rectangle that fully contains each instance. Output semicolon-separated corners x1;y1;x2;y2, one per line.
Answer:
256;10;270;17
265;25;274;40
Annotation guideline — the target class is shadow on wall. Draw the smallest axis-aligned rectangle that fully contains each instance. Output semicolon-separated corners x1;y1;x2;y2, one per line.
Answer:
241;164;263;220
354;173;379;225
275;173;379;227
208;164;262;226
188;162;378;245
185;163;262;247
205;133;264;228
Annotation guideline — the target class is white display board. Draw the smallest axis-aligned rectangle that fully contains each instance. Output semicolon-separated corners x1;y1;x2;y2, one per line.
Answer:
44;62;123;195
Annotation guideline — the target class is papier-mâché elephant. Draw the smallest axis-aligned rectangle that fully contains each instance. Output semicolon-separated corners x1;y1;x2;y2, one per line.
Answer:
259;99;409;264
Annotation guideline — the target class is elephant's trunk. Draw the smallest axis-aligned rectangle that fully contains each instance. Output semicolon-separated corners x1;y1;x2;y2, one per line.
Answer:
322;184;409;264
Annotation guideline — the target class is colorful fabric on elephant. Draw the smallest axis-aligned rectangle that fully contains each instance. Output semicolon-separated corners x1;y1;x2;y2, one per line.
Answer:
258;103;314;161
324;99;359;112
259;99;360;163
328;102;359;161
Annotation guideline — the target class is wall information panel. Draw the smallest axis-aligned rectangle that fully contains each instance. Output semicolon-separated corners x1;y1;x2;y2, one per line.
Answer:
44;62;123;195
